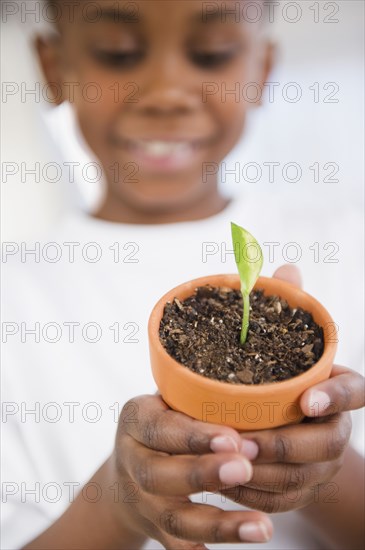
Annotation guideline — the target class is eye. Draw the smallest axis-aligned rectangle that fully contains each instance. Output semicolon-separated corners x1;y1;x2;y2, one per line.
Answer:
92;50;144;68
190;49;236;69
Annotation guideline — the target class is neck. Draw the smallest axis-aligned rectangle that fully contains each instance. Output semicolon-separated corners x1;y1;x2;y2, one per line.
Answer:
92;186;230;225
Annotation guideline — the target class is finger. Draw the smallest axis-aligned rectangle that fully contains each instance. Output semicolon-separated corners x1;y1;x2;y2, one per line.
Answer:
138;494;209;549
120;394;255;456
221;483;315;514
301;365;365;417
245;461;339;494
239;412;352;464
272;264;303;288
160;533;207;550
121;435;253;496
153;501;273;544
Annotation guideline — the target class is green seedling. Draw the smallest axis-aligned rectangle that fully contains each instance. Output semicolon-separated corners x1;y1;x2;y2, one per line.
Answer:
231;222;263;344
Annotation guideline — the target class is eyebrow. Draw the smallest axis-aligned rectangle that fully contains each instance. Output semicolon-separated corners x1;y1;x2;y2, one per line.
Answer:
195;6;243;24
81;6;239;26
81;7;141;24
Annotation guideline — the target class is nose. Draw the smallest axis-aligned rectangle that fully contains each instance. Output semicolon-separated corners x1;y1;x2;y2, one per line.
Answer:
136;55;201;117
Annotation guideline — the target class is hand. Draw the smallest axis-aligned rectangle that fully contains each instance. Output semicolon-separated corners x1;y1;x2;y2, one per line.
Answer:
111;394;273;549
217;265;365;514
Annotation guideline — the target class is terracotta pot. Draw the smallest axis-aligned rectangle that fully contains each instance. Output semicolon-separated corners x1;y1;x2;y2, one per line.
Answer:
148;274;337;431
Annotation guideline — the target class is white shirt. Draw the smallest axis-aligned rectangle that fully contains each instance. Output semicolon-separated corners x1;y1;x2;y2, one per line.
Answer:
2;191;363;549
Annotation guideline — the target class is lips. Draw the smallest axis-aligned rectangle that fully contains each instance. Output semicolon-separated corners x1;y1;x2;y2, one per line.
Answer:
126;139;196;158
116;137;211;172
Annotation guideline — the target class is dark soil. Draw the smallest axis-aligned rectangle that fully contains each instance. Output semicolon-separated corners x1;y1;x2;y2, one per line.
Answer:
159;285;324;385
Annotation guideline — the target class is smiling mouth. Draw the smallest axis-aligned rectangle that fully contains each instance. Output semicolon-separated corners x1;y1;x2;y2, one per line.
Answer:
115;137;212;172
132;140;196;157
119;137;210;157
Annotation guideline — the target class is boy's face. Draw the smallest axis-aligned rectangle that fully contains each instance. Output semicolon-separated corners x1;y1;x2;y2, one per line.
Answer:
38;0;272;218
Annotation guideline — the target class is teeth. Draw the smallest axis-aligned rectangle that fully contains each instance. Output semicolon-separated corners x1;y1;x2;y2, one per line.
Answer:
137;141;190;157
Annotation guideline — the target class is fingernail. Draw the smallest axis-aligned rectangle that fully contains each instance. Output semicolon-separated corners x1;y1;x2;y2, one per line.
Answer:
308;390;331;416
210;436;239;453
240;439;259;460
219;459;252;485
239;521;270;542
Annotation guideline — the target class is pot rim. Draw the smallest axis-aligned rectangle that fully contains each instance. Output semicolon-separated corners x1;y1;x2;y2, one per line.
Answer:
148;274;337;394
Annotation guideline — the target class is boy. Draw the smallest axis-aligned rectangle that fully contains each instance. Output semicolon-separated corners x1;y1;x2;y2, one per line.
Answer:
2;1;364;549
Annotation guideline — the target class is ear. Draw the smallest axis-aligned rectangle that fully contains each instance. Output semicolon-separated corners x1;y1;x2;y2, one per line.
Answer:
34;35;65;106
258;40;276;106
263;40;275;84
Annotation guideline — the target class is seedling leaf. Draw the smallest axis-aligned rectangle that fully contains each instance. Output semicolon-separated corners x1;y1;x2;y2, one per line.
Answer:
231;222;263;344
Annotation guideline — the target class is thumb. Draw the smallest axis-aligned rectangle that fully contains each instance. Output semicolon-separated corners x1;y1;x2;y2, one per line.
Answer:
272;264;302;289
161;533;207;550
300;365;365;417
